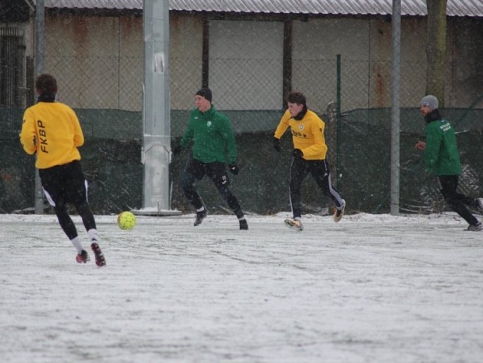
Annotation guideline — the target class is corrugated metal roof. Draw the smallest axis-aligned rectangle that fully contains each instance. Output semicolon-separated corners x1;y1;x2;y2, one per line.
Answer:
44;0;143;10
41;0;483;17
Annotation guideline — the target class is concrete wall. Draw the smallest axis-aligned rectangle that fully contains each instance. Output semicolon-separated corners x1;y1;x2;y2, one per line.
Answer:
20;12;483;111
450;17;483;107
45;15;128;109
292;16;429;111
292;17;372;110
209;20;284;110
169;13;204;110
43;13;203;111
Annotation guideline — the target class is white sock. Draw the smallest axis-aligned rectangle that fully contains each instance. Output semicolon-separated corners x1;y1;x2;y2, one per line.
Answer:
70;237;84;254
196;206;205;212
87;229;98;242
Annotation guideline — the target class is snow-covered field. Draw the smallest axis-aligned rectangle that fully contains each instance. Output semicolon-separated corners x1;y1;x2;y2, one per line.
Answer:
1;212;482;363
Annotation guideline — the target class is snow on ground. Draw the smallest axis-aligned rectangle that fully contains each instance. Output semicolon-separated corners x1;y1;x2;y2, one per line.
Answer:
1;212;483;363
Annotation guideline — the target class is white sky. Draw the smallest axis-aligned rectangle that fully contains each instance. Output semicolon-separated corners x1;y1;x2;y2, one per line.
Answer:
1;212;483;363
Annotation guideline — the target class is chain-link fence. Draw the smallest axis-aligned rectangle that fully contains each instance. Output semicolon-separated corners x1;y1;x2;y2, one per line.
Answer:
1;9;483;217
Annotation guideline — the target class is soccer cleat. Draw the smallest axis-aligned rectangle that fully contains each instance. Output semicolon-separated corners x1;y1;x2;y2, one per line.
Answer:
76;250;90;264
466;222;482;232
334;199;346;223
476;198;483;214
194;209;207;226
239;219;248;230
90;241;106;267
284;218;304;232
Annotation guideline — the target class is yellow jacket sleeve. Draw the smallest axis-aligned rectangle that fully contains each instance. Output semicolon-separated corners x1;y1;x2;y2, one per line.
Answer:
274;110;292;139
20;108;37;155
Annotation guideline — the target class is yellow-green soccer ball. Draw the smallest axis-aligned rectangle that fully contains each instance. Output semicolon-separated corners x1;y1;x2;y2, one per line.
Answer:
117;211;136;230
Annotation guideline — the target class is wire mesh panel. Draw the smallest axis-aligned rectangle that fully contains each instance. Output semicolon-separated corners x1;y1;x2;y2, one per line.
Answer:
0;27;26;108
1;6;483;217
208;20;284;111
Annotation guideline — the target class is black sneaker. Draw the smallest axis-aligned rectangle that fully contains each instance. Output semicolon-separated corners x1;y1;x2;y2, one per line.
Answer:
194;209;207;226
239;219;248;230
90;242;106;267
76;250;90;264
466;222;482;232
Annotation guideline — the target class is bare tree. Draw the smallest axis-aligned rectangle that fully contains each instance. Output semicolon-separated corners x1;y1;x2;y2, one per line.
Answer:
425;0;447;106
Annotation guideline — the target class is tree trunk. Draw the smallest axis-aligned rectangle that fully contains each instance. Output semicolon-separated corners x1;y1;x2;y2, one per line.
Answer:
426;0;447;107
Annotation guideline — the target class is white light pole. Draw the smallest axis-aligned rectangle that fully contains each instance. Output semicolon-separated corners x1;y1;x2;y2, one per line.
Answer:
136;0;180;216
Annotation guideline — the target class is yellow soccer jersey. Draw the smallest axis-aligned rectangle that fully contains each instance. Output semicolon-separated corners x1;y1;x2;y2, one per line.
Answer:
274;109;328;160
20;102;84;169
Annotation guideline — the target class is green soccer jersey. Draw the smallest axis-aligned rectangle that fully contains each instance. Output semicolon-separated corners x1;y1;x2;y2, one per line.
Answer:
424;119;462;176
180;105;237;164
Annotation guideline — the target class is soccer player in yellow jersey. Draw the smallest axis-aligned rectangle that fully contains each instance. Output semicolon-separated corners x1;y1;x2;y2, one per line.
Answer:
20;74;106;266
273;91;345;231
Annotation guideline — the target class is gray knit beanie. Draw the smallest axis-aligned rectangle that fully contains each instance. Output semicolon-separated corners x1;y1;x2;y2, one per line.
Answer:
420;95;438;110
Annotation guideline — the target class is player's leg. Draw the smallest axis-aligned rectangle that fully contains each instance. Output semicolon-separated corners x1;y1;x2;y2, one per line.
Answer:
209;162;248;230
285;158;308;231
450;184;483;213
180;158;207;225
289;158;308;219
64;161;105;266
439;175;481;230
477;198;483;213
65;162;97;238
39;165;88;263
311;160;345;222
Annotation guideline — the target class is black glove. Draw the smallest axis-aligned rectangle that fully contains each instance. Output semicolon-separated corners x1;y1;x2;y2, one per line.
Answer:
292;149;303;159
228;163;239;175
172;145;182;155
273;137;281;152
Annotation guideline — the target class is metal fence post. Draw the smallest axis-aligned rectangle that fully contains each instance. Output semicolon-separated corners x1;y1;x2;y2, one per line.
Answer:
390;0;401;215
336;54;342;188
34;0;45;215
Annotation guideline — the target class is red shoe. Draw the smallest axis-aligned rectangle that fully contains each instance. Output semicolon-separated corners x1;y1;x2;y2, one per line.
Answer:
76;250;90;264
91;242;106;267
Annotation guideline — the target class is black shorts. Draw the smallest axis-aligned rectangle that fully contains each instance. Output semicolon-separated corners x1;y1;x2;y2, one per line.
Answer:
185;158;230;188
39;160;88;207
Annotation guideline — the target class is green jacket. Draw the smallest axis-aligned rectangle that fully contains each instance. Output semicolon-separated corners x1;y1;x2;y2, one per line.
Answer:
424;118;461;176
180;105;237;164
